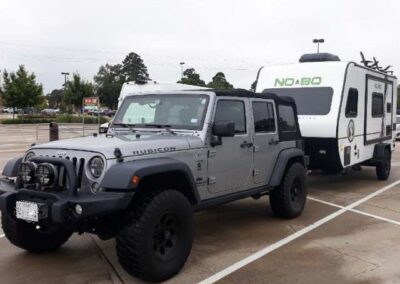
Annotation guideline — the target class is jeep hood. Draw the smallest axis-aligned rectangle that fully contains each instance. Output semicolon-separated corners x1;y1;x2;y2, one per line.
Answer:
31;134;203;159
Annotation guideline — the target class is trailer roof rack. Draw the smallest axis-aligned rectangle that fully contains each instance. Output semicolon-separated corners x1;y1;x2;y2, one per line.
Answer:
299;53;341;63
360;51;393;75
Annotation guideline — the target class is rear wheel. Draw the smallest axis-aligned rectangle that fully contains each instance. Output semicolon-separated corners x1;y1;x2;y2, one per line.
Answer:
376;148;391;180
116;189;193;282
1;214;72;253
270;162;307;219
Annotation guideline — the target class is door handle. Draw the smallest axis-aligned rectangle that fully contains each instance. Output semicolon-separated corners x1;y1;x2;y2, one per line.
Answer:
240;141;253;148
268;138;279;145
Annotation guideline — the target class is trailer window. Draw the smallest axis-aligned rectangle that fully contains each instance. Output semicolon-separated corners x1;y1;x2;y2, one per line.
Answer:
252;102;275;133
387;102;392;113
345;88;358;117
372;93;384;117
263;87;333;115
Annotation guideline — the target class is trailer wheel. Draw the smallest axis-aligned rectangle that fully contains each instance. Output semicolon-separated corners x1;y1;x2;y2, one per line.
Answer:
270;162;307;219
116;189;193;282
376;148;391;180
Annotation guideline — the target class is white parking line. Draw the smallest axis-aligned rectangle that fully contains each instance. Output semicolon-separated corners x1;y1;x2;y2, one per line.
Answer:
198;179;400;284
308;196;400;227
0;234;4;238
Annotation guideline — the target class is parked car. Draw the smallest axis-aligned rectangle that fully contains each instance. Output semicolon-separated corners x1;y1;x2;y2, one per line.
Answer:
41;108;60;116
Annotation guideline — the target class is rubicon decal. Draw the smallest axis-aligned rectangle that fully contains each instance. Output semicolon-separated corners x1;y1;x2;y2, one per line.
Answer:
132;146;177;156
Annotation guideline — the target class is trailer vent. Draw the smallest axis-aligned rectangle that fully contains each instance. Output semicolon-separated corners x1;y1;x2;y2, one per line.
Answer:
299;53;340;63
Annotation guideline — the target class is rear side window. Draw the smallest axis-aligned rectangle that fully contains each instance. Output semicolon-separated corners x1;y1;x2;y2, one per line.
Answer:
345;88;358;117
252;102;275;133
214;100;246;133
372;93;383;117
278;104;297;132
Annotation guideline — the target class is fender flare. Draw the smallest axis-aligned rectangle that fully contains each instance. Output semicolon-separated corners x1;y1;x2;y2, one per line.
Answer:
100;158;199;203
2;157;23;177
268;148;305;186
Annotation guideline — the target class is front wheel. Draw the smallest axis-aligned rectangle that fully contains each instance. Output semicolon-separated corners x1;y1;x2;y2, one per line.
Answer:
270;162;307;219
376;148;391;180
116;190;193;282
1;214;72;253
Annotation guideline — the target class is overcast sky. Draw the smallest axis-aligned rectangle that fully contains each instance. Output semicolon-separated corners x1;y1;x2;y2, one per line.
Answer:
0;0;399;93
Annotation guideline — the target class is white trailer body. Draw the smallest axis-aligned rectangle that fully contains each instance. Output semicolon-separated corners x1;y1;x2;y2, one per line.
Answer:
256;56;397;174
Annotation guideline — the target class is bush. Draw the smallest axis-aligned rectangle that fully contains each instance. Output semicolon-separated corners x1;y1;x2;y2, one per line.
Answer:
1;115;110;124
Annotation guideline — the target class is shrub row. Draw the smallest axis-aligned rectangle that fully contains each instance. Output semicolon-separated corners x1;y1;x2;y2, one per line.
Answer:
1;115;110;124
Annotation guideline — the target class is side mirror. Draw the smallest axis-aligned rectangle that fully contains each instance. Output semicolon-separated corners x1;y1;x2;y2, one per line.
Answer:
211;121;235;147
212;121;235;137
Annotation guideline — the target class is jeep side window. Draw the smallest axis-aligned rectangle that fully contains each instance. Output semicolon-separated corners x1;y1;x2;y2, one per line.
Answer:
372;93;384;117
214;100;246;133
278;104;296;132
252;102;275;133
345;88;358;117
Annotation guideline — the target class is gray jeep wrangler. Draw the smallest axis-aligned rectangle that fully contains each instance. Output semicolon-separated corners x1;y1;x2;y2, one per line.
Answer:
0;89;307;282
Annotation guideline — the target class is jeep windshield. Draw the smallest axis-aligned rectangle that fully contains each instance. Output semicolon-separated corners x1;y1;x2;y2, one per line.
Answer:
112;94;209;130
263;87;334;115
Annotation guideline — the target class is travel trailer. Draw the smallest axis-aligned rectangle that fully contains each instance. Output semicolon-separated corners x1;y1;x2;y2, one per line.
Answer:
256;53;397;180
99;81;208;132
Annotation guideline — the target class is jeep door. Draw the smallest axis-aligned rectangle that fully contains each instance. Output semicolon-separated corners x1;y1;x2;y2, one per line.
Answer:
207;98;254;194
251;99;280;184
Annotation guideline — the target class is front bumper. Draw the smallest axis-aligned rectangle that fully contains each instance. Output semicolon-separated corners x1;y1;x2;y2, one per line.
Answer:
0;187;133;224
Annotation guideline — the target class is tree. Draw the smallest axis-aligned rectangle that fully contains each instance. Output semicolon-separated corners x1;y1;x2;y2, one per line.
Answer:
207;72;233;89
177;68;206;87
94;64;124;109
121;52;149;83
46;89;64;109
64;73;95;113
2;65;44;117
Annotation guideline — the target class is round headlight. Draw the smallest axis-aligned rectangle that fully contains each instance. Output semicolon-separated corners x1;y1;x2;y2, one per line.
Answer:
17;162;36;184
35;163;57;186
24;151;36;161
89;156;104;178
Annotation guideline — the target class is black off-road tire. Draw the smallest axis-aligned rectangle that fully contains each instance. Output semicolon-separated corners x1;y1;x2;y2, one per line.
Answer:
1;214;72;253
270;162;307;219
116;189;193;282
376;148;391;180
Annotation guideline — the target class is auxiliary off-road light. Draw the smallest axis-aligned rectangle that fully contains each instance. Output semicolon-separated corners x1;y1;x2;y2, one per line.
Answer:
75;204;83;215
17;162;37;184
35;163;57;186
89;156;105;178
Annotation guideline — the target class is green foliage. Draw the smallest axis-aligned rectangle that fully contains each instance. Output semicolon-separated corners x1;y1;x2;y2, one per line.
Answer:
1;118;52;124
94;64;124;109
177;68;206;87
207;72;233;89
121;52;150;83
46;89;64;109
2;65;44;110
64;73;95;112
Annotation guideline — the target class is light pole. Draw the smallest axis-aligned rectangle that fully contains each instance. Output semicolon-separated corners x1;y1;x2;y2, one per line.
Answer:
313;39;324;53
179;62;185;79
61;72;70;90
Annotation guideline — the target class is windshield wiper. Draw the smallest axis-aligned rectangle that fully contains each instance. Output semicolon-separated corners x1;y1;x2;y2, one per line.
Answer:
142;124;177;135
111;122;137;132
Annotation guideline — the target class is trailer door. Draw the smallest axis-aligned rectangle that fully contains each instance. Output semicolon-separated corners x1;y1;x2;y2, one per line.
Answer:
365;75;394;144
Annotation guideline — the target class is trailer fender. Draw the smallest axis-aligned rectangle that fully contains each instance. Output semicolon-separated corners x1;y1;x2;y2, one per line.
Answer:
269;148;305;187
373;143;391;160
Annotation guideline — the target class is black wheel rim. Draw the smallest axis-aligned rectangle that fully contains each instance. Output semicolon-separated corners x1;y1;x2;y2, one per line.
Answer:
290;177;302;204
152;212;181;261
385;157;391;175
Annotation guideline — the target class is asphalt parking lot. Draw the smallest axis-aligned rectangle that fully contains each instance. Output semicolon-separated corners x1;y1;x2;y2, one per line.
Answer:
1;124;400;283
